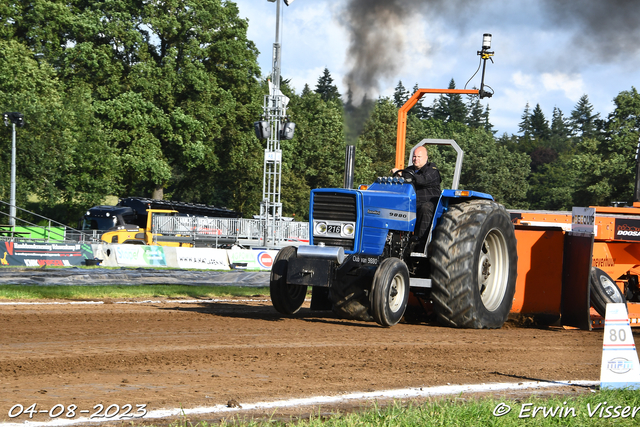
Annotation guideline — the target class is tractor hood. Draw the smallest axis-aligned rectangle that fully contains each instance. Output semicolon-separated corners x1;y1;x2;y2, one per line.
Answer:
310;178;416;256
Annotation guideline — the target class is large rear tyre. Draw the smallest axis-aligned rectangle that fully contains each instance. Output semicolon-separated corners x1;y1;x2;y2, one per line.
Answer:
270;246;307;315
371;258;410;327
430;199;517;329
590;267;626;317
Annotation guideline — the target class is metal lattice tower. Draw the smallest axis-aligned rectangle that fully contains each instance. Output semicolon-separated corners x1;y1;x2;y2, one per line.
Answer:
259;0;288;245
259;87;287;223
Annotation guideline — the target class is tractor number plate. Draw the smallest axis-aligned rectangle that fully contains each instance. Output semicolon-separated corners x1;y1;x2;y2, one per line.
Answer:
326;224;341;234
287;258;333;287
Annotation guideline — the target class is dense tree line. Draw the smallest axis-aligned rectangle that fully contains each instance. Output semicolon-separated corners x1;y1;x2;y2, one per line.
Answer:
1;0;263;221
497;90;640;210
1;1;639;225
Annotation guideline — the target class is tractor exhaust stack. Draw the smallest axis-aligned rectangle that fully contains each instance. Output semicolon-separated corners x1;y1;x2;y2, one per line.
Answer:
344;145;356;189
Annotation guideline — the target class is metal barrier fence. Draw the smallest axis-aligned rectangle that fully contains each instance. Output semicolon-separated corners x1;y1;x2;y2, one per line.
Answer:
0;197;309;248
150;215;309;245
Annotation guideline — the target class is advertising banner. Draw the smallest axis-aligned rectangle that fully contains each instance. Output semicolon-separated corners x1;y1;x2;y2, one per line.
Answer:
227;249;279;271
175;248;230;270
613;218;640;241
0;242;93;267
114;245;166;267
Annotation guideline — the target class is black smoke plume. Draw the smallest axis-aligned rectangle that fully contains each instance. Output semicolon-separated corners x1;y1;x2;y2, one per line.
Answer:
540;0;640;64
340;0;640;102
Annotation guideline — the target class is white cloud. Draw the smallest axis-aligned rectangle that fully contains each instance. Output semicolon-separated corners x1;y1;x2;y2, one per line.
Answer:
511;71;536;91
541;72;585;102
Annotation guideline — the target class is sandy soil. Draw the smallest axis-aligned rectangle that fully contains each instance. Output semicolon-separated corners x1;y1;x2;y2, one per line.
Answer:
0;297;611;424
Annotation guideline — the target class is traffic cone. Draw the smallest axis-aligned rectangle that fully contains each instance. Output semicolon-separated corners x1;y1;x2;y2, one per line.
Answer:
600;303;640;389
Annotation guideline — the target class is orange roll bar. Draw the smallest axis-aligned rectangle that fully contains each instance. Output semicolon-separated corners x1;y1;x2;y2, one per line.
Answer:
395;88;479;170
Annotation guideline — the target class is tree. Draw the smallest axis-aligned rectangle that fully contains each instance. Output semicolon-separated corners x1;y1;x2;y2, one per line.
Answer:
483;105;495;134
410;83;427;118
315;68;341;102
529;146;557;173
393;81;409;108
432;79;467;124
466;97;485;129
1;0;264;219
530;104;550;142
394;116;530;208
515;102;539;153
549;107;571;152
601;87;640;203
354;98;398;184
527;156;576;210
570;94;600;140
527;88;640;209
0;39;119;222
456;128;530;208
518;103;533;138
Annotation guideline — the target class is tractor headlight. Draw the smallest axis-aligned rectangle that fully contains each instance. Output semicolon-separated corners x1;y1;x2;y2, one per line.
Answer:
314;221;327;235
342;223;355;237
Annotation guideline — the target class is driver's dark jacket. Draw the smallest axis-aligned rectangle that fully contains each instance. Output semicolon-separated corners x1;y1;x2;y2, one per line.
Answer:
410;162;441;205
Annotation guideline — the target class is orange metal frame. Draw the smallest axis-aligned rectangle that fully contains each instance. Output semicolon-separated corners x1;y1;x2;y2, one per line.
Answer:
395;89;479;170
512;207;640;279
512;206;640;327
511;227;564;316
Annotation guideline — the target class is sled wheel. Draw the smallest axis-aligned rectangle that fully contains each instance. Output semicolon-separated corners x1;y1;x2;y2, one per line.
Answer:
270;246;307;315
430;199;517;329
371;258;410;327
590;267;626;317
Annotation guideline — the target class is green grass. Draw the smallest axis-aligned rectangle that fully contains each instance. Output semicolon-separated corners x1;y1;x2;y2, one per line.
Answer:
0;284;269;300
168;389;640;427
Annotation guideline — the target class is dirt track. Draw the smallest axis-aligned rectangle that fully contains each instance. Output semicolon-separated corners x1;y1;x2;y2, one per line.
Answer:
0;297;611;424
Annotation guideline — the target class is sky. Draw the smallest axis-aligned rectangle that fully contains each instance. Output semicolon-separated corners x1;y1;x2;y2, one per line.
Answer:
233;0;640;136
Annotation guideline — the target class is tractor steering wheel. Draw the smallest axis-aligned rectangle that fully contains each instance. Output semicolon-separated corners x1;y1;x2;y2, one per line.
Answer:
393;168;416;183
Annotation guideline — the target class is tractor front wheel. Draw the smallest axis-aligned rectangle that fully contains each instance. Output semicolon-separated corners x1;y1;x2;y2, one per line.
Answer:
270;246;307;315
430;199;517;329
370;257;410;327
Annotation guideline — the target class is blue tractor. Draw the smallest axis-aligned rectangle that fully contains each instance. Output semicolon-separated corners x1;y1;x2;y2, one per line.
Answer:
269;139;518;328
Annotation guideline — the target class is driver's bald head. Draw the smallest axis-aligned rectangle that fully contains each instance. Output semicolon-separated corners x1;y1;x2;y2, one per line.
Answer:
412;146;428;169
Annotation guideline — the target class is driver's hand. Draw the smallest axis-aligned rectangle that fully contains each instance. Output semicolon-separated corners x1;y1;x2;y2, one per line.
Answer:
391;168;401;175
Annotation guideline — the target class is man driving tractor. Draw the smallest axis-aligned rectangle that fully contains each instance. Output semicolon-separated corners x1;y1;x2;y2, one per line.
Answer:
391;145;441;251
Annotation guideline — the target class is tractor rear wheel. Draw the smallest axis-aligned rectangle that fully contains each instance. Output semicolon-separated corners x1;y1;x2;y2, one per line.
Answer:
590;267;626;317
430;199;517;329
270;246;307;315
371;257;410;327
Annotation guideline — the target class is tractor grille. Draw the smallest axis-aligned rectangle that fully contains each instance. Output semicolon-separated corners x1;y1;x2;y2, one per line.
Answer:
312;192;357;251
313;192;357;221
